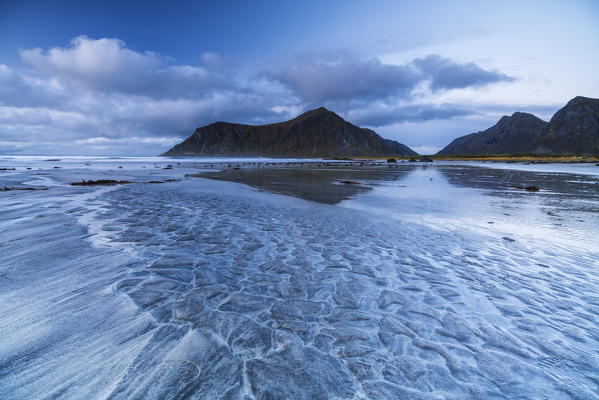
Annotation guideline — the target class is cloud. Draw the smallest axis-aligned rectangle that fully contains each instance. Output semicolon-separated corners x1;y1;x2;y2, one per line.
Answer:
20;36;235;98
347;103;474;127
412;54;514;91
264;54;514;105
411;145;443;155
1;36;519;155
0;64;67;107
263;55;422;104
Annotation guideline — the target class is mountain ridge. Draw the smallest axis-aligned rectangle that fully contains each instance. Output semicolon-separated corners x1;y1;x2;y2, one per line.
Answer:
532;96;599;154
437;112;547;155
162;107;417;157
437;96;599;155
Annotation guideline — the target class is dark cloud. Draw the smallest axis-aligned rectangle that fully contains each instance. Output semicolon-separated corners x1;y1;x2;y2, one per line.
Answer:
263;55;421;104
412;54;514;91
265;54;514;105
346;104;474;127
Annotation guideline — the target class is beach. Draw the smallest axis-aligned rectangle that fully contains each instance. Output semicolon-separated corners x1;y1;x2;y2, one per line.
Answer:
1;156;598;399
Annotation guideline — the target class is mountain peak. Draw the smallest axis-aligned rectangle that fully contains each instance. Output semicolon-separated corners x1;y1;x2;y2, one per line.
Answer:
163;108;417;157
568;96;598;105
437;111;547;155
532;96;599;154
296;106;336;118
438;96;599;156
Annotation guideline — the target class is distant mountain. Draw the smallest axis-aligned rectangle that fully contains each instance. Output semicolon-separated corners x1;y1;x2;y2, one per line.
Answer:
437;112;547;155
437;96;599;155
531;96;599;154
162;107;417;157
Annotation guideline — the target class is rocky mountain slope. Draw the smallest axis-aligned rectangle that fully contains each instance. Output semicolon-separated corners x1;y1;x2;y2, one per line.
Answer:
163;107;417;157
437;112;548;155
438;96;599;155
532;96;599;154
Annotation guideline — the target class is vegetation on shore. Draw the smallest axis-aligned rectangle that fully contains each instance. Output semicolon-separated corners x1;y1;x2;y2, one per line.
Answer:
353;154;599;163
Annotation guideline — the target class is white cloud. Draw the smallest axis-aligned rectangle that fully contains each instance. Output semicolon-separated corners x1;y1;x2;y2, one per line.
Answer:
1;36;523;155
21;36;163;89
19;36;234;98
411;145;442;155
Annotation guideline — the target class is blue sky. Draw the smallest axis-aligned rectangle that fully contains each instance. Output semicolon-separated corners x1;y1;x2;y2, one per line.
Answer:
1;0;598;155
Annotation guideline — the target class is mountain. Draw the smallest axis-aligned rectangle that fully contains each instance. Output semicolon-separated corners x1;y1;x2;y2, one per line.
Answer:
162;107;417;157
437;112;548;155
531;96;599;154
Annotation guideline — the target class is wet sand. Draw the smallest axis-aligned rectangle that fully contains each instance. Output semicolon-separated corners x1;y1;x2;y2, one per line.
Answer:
1;157;598;399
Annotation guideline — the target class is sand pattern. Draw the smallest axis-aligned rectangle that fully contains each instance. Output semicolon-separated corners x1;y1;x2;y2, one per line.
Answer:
83;182;599;399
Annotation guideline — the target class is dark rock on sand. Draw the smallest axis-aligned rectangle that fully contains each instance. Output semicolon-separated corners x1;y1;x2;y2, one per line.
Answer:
1;187;49;191
71;179;132;186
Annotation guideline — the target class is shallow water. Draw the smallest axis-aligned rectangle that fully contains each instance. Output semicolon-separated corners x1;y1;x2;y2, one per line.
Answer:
1;158;598;399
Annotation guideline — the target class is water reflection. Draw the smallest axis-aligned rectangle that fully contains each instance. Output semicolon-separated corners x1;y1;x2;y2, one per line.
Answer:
195;167;414;204
437;165;599;212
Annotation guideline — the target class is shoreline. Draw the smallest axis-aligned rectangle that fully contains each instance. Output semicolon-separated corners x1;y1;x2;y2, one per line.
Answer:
352;154;599;163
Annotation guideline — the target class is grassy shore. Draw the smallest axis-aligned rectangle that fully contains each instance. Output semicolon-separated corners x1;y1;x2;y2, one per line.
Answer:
354;154;599;163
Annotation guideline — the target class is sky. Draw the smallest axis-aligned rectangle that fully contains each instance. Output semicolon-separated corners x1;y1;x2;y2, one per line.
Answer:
1;0;598;156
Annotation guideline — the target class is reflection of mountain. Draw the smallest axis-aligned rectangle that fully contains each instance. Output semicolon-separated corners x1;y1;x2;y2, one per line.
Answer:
194;167;413;204
437;165;599;205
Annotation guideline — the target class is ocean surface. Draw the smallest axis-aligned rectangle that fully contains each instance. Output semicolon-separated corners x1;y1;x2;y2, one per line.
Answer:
1;156;598;399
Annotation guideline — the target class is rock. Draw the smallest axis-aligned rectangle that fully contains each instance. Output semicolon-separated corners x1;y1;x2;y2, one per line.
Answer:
1;186;48;191
418;156;434;162
519;185;539;192
387;158;397;163
71;179;132;186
